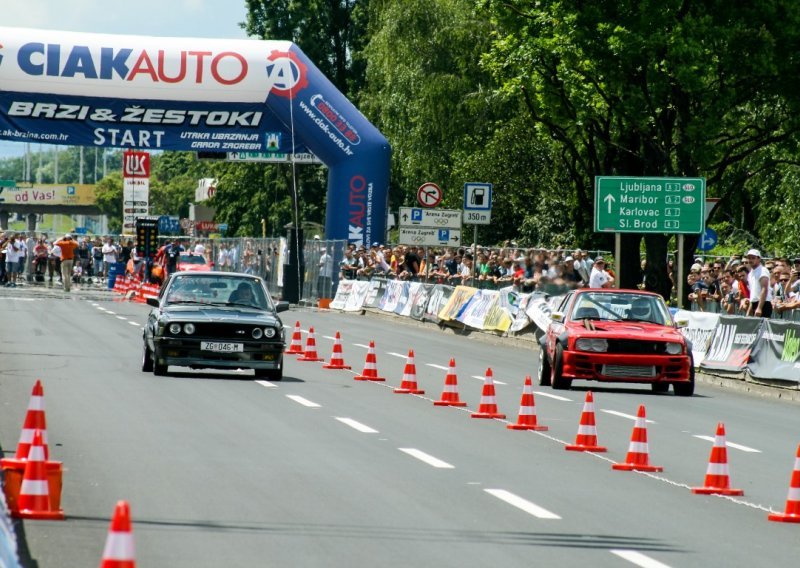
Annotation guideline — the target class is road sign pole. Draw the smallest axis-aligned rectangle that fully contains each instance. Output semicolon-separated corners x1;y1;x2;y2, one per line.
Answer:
614;233;621;289
677;234;685;309
471;226;478;284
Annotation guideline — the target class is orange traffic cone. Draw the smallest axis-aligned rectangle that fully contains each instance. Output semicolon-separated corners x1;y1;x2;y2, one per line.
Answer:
507;376;548;431
1;379;49;467
691;422;744;496
322;331;351;370
100;500;136;567
565;391;607;452
285;321;304;354
434;358;467;407
13;430;64;520
768;444;800;523
297;327;325;362
354;341;385;381
394;350;425;394
471;368;506;419
612;405;663;472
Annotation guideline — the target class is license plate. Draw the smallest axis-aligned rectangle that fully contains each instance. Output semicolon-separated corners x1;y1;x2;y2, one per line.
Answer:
201;341;243;352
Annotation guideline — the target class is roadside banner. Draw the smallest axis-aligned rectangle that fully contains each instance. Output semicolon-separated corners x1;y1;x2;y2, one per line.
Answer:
424;285;453;323
674;309;720;367
438;286;478;322
344;281;371;311
483;299;514;332
379;280;404;312
747;319;800;383
509;294;533;333
364;278;386;309
700;315;764;372
330;279;353;310
526;294;557;333
409;284;434;321
393;282;412;315
457;289;499;329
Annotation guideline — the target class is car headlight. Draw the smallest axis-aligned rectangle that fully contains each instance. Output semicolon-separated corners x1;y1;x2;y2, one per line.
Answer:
252;328;263;339
665;342;683;355
264;327;276;338
183;323;196;335
169;323;181;335
576;338;608;352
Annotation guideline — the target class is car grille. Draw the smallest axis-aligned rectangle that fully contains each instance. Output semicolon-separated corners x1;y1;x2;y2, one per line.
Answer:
606;339;669;354
191;323;273;340
601;365;657;379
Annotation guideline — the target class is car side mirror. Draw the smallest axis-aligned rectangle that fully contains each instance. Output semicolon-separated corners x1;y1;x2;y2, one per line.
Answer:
275;301;290;313
550;311;564;322
675;318;689;328
146;297;160;307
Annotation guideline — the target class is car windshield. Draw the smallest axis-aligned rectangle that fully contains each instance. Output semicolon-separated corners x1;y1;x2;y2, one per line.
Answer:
164;274;273;310
179;254;207;265
570;292;670;325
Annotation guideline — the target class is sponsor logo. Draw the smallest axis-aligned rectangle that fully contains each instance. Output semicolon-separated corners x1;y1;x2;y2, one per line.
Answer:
265;50;308;98
265;132;281;152
348;174;374;244
310;94;360;145
16;43;249;86
781;329;800;362
123;151;150;177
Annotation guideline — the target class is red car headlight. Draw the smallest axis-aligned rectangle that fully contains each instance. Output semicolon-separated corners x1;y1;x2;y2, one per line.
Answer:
665;342;683;355
575;338;608;352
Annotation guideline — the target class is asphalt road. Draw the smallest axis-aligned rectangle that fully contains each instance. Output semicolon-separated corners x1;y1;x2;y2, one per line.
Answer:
1;285;799;567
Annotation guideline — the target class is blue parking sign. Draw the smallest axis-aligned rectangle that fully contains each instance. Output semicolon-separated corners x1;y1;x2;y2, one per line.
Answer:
411;208;423;222
438;229;449;241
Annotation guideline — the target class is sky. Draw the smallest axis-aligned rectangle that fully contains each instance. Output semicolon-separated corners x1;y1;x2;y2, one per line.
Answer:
0;0;251;159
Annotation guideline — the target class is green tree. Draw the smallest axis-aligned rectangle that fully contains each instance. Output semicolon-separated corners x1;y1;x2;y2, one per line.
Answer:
93;172;124;234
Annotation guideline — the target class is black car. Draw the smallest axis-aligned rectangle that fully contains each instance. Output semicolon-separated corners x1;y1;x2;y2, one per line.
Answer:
141;271;289;379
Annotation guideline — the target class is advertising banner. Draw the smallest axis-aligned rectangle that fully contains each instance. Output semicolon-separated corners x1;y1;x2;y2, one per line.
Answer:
330;280;354;310
398;282;422;317
409;284;434;321
457;290;499;329
526;295;557;333
700;315;764;372
122;150;150;233
674;309;720;367
364;278;386;309
423;285;453;323
344;281;371;312
509;294;533;333
393;282;412;315
747;319;800;383
379;280;404;312
438;286;478;322
0;183;96;206
482;299;514;333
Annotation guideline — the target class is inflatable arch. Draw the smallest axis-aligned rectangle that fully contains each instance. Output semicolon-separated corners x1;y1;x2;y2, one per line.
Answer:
0;27;391;245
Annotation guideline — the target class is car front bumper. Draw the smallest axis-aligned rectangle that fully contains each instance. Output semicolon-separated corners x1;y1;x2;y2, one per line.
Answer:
561;350;691;383
154;337;284;370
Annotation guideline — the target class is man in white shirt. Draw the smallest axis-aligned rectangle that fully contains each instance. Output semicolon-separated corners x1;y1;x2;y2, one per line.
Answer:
745;248;772;318
4;234;23;287
589;256;614;288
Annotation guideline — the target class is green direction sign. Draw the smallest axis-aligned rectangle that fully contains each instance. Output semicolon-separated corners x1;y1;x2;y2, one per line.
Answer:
594;176;706;234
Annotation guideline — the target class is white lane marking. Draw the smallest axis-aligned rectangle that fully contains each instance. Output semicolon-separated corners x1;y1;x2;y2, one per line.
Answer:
335;417;378;433
484;489;561;520
91;303;99;307
354;343;371;349
255;380;278;389
323;335;337;341
610;549;672;568
399;448;454;469
533;391;572;402
116;316;127;320
387;352;409;359
127;321;140;326
472;375;507;386
427;364;449;371
105;310;116;315
286;395;320;408
693;435;761;453
602;409;655;424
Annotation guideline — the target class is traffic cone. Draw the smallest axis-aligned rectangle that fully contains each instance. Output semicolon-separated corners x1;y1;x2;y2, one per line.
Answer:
507;376;548;431
565;391;607;452
768;444;800;523
297;327;325;362
433;358;467;407
100;500;136;567
13;430;64;520
471;368;506;419
394;350;425;394
1;379;49;466
354;341;385;381
691;422;744;496
285;321;304;354
612;405;663;471
322;331;351;370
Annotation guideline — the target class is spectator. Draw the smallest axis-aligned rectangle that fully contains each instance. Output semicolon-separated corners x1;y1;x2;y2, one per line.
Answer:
3;234;23;288
736;263;751;313
721;280;736;314
165;239;185;275
53;234;78;292
76;238;91;277
339;249;358;280
33;238;48;282
102;237;120;278
317;247;333;297
91;238;104;279
745;249;772;318
589;256;614;288
48;240;62;284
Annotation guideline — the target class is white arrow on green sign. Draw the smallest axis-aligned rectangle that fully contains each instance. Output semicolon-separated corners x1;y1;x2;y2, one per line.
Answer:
594;176;706;234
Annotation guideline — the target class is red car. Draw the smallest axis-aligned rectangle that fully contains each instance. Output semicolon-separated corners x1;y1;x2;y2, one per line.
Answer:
177;253;213;272
538;289;694;396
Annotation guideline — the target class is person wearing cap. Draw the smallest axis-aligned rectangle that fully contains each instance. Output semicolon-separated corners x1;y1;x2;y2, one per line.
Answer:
589;256;614;289
745;249;772;318
54;234;79;291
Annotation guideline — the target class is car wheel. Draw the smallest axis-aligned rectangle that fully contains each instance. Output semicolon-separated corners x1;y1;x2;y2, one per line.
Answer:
551;345;572;390
141;341;153;372
673;359;695;397
538;347;551;386
152;348;168;376
651;382;669;394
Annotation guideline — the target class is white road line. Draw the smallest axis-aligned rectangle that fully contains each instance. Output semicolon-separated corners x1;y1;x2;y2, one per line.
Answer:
533;391;572;402
426;363;449;371
610;549;672;568
484;489;561;520
286;395;321;408
602;409;655;424
335;417;378;433
105;311;116;315
354;343;371;349
323;335;337;341
472;375;507;385
387;352;409;359
693;435;761;453
127;321;140;326
255;380;278;388
399;448;454;469
116;316;127;320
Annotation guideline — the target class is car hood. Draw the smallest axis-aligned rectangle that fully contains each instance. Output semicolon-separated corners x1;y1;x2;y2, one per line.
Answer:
158;305;282;326
567;320;683;340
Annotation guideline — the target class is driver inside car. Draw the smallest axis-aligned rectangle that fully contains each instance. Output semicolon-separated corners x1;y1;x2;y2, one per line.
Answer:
628;297;653;322
228;282;256;305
